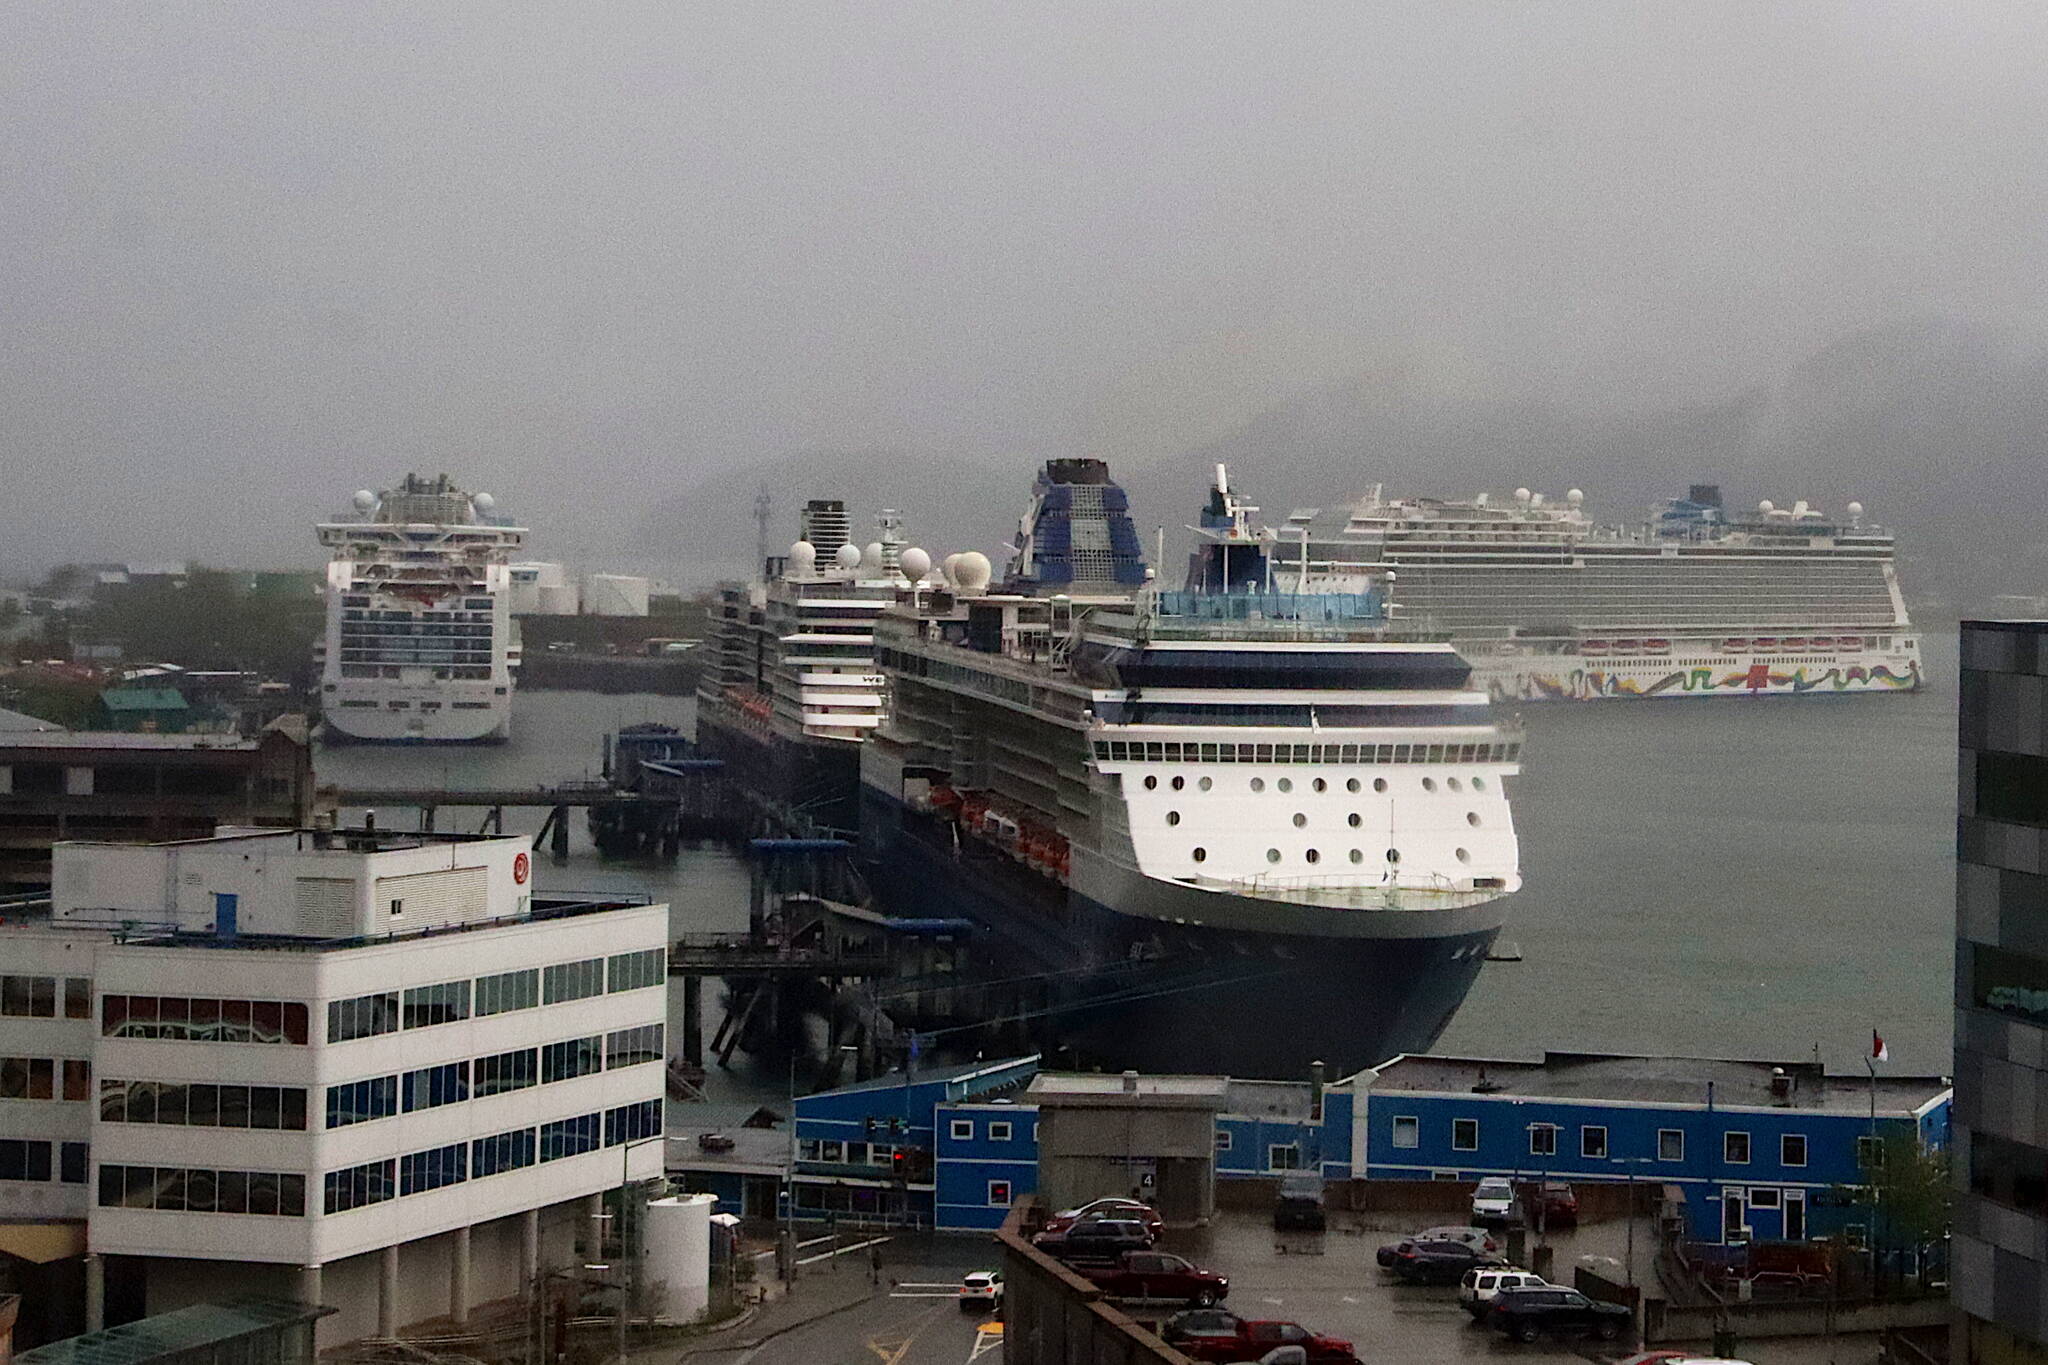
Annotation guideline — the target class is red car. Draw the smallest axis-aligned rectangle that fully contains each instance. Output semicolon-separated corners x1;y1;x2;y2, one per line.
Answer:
1524;1180;1579;1227
1040;1197;1164;1237
1162;1314;1357;1365
1081;1251;1228;1307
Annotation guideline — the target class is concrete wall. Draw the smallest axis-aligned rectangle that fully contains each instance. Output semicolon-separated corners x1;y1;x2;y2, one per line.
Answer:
1645;1293;1948;1344
998;1202;1192;1365
1037;1108;1214;1226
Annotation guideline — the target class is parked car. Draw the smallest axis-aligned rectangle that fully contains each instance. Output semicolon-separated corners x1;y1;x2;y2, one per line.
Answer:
1272;1173;1327;1232
1458;1268;1551;1317
1615;1354;1756;1365
1387;1240;1503;1286
1080;1250;1228;1306
1376;1226;1498;1266
1484;1286;1633;1343
1040;1197;1163;1236
1471;1177;1520;1226
1032;1217;1155;1261
1524;1180;1579;1227
1161;1313;1357;1365
958;1271;1003;1310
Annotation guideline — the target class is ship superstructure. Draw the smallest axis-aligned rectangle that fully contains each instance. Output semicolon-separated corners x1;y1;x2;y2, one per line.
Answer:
1208;475;1921;701
859;458;1523;1077
695;500;915;832
316;475;524;743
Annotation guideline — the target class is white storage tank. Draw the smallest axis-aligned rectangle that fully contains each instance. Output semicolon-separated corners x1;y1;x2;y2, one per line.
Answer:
584;573;651;617
642;1193;715;1323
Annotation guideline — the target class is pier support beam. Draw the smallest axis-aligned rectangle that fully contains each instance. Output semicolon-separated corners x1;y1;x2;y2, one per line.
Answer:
682;975;703;1066
550;805;570;860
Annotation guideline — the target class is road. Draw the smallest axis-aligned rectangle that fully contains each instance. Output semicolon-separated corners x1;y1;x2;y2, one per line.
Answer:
707;1237;1001;1365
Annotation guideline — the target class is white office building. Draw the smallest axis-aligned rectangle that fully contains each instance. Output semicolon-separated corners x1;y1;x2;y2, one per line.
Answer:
0;827;669;1348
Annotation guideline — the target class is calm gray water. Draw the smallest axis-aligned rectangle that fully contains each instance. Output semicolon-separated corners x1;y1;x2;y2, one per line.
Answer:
317;642;1962;1083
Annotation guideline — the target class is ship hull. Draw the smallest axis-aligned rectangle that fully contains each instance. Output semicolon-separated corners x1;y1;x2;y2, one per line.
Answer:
319;696;511;743
1468;645;1923;702
858;786;1500;1078
695;703;862;834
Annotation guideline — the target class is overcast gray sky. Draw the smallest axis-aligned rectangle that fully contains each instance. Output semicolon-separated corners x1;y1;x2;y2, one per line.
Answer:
4;2;2045;577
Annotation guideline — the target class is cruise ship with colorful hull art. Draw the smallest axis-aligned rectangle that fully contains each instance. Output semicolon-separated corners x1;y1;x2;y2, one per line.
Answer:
1203;476;1921;702
317;475;525;743
858;458;1524;1078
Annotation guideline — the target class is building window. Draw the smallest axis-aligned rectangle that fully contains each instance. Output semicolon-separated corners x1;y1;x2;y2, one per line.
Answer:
821;1140;844;1163
326;991;399;1043
59;1142;87;1184
474;968;539;1017
1392;1115;1419;1149
102;996;309;1045
1725;1131;1751;1164
0;1140;52;1182
604;1099;662;1146
1857;1136;1885;1170
325;1076;399;1128
1746;1187;1781;1210
798;1139;821;1162
1452;1118;1479;1152
401;980;471;1029
1581;1126;1608;1159
323;1159;396;1214
1969;1130;2048;1216
539;1113;602;1161
389;899;404;918
399;1143;468;1196
1215;1129;1233;1152
64;978;91;1020
607;948;667;994
473;1048;539;1097
1659;1129;1684;1162
472;1128;537;1177
1269;1144;1301;1171
401;1062;468;1112
102;1165;306;1216
1781;1134;1808;1167
101;1080;307;1132
989;1121;1013;1142
988;1180;1013;1206
542;1035;604;1083
0;975;55;1018
0;1057;53;1100
605;1024;665;1070
543;958;606;1005
951;1119;974;1141
1529;1124;1557;1156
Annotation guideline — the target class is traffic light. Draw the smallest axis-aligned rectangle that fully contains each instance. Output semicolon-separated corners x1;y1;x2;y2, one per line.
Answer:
891;1149;907;1177
864;1117;876;1135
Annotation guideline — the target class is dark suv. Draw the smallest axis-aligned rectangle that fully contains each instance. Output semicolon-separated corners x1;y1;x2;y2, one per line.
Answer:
1033;1217;1154;1262
1273;1173;1327;1232
1387;1240;1502;1286
1484;1287;1632;1343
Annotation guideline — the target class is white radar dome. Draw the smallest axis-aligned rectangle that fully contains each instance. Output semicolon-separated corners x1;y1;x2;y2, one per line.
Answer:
861;541;885;572
472;492;496;514
351;489;376;511
833;543;863;570
942;553;962;583
1514;487;1532;505
899;547;932;581
788;541;817;573
1847;500;1864;518
1758;499;1775;515
953;551;993;592
1567;488;1584;507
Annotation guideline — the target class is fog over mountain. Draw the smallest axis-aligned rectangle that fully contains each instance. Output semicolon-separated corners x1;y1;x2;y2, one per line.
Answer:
5;4;2047;599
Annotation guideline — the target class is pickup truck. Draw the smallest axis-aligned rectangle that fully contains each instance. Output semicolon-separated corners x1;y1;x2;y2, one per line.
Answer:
1161;1313;1358;1365
1080;1251;1228;1306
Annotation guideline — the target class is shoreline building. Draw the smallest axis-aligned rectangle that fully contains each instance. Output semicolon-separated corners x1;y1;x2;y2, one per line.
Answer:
0;828;668;1350
1954;620;2048;1360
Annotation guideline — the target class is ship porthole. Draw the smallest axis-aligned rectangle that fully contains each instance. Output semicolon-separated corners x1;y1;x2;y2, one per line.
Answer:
1467;811;1482;826
1447;777;1463;791
1346;778;1361;793
1193;847;1207;863
1348;849;1363;864
1373;778;1388;793
1171;776;1185;791
1421;777;1437;792
1277;777;1293;793
1250;778;1265;793
1198;777;1213;792
1144;775;1158;790
1472;776;1487;791
1456;847;1471;863
1386;848;1401;863
1347;813;1361;828
1292;813;1307;828
1266;848;1281;863
1312;778;1327;793
1305;849;1320;864
1166;811;1181;826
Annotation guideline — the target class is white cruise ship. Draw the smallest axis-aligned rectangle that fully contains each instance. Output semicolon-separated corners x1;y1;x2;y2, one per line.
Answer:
1206;475;1921;701
316;475;525;743
858;459;1524;1077
694;501;912;831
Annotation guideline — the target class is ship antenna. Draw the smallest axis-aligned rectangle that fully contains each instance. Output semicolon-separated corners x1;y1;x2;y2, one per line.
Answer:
753;485;773;571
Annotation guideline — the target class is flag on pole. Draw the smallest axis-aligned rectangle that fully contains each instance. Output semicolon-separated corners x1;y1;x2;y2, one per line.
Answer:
1872;1030;1889;1064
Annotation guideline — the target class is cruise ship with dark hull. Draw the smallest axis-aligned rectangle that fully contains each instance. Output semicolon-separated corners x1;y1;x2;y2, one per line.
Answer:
856;459;1524;1078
